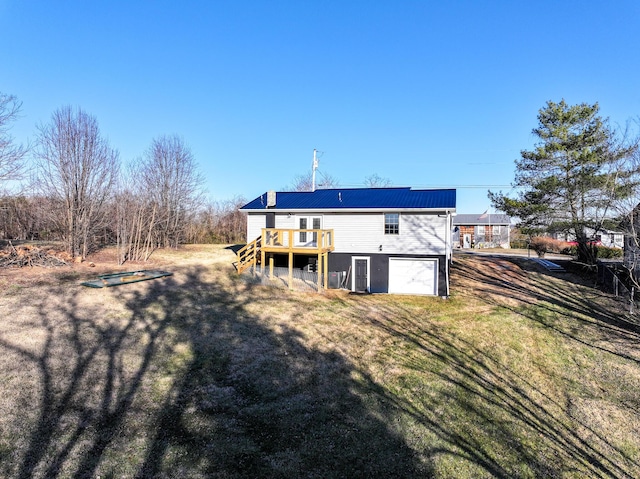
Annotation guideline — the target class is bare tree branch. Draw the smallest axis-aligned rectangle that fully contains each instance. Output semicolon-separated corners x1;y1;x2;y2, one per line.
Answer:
0;93;28;182
135;135;205;249
363;174;392;188
34;106;120;258
285;171;340;192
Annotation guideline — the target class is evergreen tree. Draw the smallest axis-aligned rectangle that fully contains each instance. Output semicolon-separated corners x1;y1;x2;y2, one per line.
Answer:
490;100;639;263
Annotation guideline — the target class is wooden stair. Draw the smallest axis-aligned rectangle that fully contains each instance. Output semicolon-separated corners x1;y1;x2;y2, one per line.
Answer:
234;236;261;274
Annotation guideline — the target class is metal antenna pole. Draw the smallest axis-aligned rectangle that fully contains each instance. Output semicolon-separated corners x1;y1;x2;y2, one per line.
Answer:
312;149;318;192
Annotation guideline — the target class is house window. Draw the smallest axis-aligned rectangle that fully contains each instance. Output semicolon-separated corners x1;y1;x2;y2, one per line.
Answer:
492;225;501;236
299;218;307;242
385;213;399;235
298;216;321;244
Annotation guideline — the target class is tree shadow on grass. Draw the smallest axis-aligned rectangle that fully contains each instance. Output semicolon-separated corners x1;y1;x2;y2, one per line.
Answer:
133;266;427;478
453;256;640;363
0;265;429;478
351;296;640;478
1;275;176;479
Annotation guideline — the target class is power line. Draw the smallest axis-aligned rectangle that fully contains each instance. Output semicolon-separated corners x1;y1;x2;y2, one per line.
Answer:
338;183;521;189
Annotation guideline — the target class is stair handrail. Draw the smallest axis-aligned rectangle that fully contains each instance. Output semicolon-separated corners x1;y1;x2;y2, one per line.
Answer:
236;236;261;274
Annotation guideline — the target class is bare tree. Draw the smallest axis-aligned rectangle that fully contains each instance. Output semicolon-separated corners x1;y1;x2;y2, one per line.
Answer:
0;93;28;182
363;173;392;188
286;171;340;192
211;196;247;243
35;106;120;258
136;135;205;248
179;196;247;244
0;194;57;240
114;176;157;264
611;122;640;287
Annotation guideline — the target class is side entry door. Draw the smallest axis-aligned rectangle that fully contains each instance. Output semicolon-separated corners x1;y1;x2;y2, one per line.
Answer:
354;258;369;293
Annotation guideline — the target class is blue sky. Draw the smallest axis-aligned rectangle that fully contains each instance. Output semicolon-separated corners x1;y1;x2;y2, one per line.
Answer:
2;1;640;213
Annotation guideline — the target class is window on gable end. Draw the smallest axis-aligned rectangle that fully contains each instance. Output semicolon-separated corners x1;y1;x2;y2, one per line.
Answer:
384;213;399;235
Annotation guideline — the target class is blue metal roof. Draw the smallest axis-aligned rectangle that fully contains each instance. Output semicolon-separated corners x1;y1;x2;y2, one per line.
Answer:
241;187;456;210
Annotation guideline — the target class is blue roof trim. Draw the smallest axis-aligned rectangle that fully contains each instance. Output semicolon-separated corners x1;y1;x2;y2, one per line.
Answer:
241;187;456;210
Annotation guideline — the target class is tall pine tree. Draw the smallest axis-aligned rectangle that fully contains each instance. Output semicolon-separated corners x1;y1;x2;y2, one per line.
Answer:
490;100;639;263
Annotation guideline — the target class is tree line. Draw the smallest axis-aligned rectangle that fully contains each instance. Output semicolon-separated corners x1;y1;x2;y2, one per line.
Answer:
0;96;246;263
1;93;393;264
8;95;638;271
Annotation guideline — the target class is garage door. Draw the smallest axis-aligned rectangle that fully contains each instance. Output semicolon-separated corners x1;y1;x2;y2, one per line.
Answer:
388;258;438;295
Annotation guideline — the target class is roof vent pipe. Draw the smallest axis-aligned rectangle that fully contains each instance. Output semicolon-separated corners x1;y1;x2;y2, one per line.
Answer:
312;149;318;192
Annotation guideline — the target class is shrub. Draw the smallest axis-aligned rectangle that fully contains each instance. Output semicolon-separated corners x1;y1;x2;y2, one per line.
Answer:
596;245;623;259
510;239;529;249
530;236;566;257
560;244;622;259
561;245;578;256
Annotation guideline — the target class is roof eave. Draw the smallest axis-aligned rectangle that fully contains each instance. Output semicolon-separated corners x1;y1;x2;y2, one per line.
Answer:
241;207;457;214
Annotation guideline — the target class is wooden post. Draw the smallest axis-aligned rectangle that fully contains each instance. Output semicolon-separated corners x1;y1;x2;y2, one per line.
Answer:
252;244;257;276
317;252;322;292
323;252;328;290
269;256;274;279
288;251;293;290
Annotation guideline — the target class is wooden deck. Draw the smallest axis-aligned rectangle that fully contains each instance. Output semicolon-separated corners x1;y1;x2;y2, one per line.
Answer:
235;228;335;291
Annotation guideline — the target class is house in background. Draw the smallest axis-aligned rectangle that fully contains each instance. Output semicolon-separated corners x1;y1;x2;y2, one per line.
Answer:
552;228;624;248
238;187;456;296
452;213;511;249
597;230;625;248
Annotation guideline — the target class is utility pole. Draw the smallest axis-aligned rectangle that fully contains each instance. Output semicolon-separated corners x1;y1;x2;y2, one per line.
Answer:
311;149;318;192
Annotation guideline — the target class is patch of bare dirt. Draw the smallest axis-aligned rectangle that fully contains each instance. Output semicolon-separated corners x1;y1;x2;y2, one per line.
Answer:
0;246;128;289
0;244;238;290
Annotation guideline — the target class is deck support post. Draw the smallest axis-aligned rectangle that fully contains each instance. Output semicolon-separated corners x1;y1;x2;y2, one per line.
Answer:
252;248;257;276
288;251;293;290
323;252;328;290
317;252;322;292
269;256;274;279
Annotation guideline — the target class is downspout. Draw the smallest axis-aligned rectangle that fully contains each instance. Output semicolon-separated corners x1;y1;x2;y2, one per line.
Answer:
445;210;452;297
445;259;450;298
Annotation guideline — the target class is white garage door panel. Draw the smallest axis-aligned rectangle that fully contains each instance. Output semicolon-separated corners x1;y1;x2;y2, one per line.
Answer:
388;258;437;295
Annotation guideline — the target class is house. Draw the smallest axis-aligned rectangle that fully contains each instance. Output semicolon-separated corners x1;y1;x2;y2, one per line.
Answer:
452;213;511;249
598;230;624;249
237;187;456;296
553;228;624;248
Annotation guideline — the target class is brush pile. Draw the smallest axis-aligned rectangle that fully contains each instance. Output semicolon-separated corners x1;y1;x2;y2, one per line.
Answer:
0;243;70;268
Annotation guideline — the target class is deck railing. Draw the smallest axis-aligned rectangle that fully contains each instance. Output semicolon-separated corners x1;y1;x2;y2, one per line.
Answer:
261;228;334;253
235;235;261;274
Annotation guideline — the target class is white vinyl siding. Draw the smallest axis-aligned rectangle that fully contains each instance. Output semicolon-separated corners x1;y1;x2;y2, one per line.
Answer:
247;213;297;241
247;214;266;242
247;211;448;255
274;214;296;229
324;212;447;255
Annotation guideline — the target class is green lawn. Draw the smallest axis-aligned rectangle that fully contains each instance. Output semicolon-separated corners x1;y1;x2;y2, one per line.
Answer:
0;245;639;478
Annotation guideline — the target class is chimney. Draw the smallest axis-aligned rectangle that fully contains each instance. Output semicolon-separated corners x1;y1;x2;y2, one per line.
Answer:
266;190;276;207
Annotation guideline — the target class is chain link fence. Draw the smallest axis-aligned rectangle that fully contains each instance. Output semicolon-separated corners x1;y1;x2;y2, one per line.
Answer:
597;262;636;314
242;266;323;293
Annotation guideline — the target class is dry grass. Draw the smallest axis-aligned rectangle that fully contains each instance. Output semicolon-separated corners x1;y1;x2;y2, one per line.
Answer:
1;245;639;478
